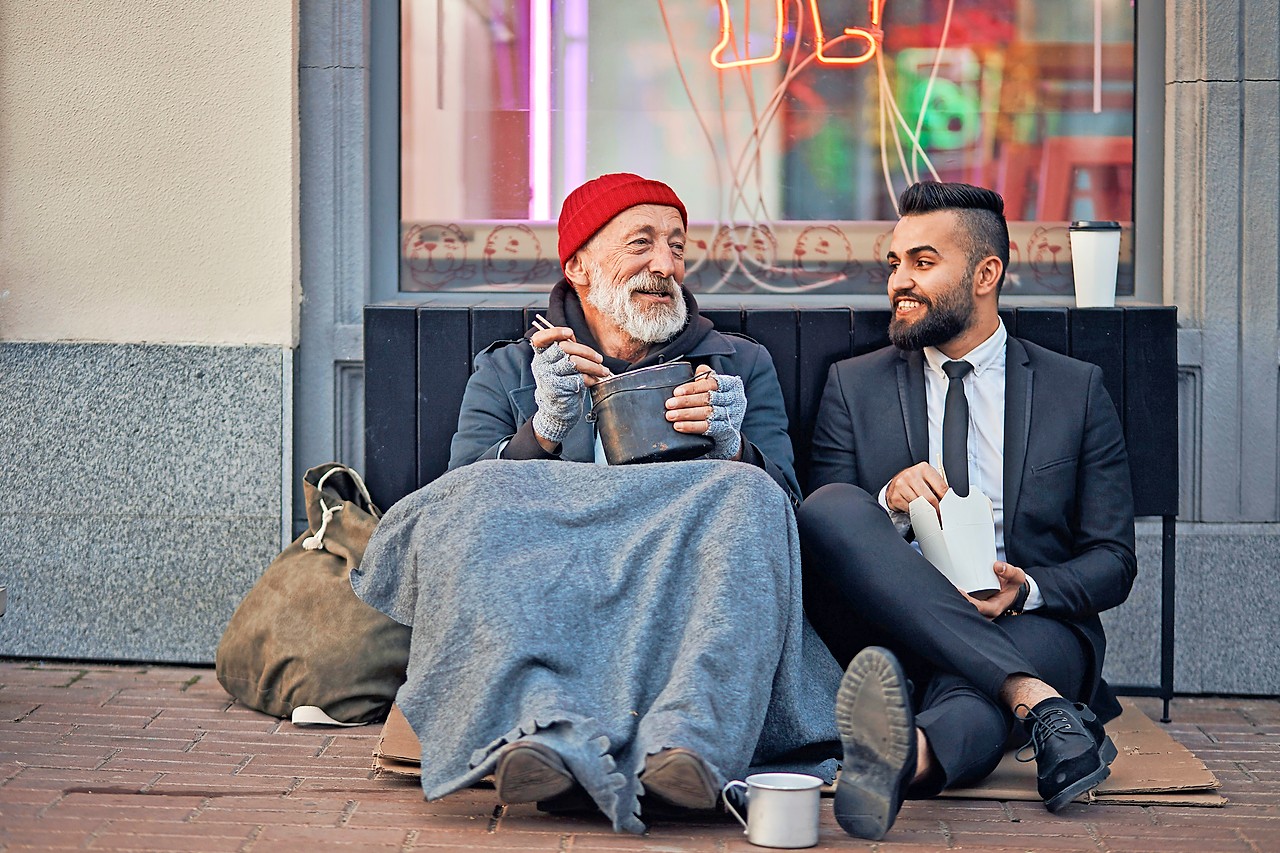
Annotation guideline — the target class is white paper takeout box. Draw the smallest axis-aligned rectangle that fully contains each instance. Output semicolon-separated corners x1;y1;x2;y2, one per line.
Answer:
909;489;1000;599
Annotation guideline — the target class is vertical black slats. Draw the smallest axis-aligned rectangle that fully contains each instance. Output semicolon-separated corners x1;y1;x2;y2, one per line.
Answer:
851;308;891;356
1014;307;1070;355
1123;306;1179;516
1069;307;1126;422
741;311;801;456
796;309;854;493
998;307;1017;337
363;304;419;510
471;308;528;362
365;302;1179;712
522;307;543;333
702;308;743;336
416;308;473;489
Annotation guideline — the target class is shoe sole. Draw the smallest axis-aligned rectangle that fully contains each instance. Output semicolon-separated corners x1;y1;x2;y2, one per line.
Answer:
494;742;575;804
1043;736;1118;813
833;646;915;841
641;750;719;810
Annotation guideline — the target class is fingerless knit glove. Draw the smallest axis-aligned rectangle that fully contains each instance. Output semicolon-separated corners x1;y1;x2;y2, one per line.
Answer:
530;342;584;444
704;372;747;459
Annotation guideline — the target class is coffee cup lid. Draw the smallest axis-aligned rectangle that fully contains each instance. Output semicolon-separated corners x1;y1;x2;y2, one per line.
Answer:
1069;220;1121;231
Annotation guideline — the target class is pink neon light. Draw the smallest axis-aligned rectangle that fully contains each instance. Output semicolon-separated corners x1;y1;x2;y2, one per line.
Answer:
530;0;552;219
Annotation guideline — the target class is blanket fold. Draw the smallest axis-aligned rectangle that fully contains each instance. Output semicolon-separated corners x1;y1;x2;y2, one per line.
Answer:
352;459;840;832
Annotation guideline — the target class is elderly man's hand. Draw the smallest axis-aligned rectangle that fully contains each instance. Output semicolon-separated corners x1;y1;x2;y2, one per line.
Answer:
529;325;609;447
666;368;746;460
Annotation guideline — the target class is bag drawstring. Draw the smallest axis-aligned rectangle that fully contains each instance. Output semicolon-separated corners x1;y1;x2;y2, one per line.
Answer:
302;503;341;551
302;465;376;552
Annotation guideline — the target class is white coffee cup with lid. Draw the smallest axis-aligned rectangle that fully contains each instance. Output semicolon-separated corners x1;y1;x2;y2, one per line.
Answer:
1069;220;1122;308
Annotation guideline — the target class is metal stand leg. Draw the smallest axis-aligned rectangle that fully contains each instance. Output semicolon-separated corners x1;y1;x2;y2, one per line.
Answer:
1160;515;1176;723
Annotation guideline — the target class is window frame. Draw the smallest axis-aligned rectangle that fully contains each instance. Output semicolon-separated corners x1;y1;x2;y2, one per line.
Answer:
370;1;1164;306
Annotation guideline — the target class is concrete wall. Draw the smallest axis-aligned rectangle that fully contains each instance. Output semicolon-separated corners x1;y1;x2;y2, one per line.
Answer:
0;1;298;662
0;2;299;346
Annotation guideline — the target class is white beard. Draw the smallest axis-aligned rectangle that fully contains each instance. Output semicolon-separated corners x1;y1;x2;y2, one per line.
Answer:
584;263;688;344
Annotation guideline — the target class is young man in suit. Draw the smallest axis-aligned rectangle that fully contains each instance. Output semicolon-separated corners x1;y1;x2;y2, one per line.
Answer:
798;182;1136;840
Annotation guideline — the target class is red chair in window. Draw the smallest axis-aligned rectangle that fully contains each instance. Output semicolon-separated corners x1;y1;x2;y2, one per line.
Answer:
1037;135;1133;221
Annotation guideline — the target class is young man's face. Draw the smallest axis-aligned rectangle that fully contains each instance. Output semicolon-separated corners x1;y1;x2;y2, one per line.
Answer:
580;204;688;344
885;210;976;351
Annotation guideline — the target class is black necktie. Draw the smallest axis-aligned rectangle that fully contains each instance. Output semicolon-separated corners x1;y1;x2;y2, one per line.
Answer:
942;359;974;497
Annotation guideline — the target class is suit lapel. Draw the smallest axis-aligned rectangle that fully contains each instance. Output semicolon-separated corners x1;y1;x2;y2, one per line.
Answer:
1003;337;1032;547
897;350;929;465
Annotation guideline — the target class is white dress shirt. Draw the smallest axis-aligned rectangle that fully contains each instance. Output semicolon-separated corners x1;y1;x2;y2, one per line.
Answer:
878;321;1043;610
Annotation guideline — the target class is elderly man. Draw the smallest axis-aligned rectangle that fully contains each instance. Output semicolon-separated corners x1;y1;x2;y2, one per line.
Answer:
448;172;799;497
799;182;1135;840
353;173;840;834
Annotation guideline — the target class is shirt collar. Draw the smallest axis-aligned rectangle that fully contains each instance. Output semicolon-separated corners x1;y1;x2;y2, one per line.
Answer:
923;320;1007;378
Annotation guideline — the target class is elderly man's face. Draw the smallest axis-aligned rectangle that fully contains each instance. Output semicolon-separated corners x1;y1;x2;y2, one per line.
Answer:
581;204;688;344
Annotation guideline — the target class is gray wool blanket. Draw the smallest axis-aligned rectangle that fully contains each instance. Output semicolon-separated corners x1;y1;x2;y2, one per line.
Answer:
351;459;842;833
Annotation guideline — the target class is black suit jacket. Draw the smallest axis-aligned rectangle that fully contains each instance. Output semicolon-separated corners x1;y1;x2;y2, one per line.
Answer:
807;336;1137;711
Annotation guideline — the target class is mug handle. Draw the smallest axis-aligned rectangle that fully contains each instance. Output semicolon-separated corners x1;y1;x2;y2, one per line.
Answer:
721;780;748;831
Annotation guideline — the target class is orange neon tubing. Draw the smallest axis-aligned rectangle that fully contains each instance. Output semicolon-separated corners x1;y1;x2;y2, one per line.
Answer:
809;0;884;65
710;0;786;69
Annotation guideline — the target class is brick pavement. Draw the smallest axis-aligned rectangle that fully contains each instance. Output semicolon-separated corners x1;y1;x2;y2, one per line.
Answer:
1;661;1277;852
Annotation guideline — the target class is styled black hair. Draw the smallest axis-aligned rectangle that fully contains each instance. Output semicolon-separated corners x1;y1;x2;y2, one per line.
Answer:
898;181;1010;292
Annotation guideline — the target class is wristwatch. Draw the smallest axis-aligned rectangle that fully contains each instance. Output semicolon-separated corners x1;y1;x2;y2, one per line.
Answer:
1003;581;1031;617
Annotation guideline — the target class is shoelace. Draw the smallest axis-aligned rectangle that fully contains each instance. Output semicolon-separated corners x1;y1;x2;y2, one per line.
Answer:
1013;704;1079;763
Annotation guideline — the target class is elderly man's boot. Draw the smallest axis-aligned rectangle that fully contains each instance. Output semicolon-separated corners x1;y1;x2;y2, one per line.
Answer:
640;748;719;810
493;740;575;804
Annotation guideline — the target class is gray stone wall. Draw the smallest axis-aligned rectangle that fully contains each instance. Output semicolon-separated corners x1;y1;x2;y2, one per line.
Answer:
295;0;369;536
1168;0;1280;523
0;343;287;663
1155;0;1280;694
1104;523;1280;694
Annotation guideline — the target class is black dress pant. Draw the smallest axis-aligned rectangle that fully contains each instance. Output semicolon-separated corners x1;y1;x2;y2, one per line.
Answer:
797;483;1089;791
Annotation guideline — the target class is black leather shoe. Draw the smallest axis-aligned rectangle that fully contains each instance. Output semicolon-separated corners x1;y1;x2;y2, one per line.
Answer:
640;748;719;810
1017;697;1117;812
833;646;917;840
493;740;575;804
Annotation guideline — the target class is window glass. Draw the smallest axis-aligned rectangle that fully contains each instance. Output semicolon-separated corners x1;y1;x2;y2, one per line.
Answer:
401;0;1135;295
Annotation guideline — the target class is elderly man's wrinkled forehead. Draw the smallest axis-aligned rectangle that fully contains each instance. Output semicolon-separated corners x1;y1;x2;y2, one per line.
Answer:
585;204;686;250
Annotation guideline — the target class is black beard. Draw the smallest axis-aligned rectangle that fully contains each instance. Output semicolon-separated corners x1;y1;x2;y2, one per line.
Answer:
888;290;974;351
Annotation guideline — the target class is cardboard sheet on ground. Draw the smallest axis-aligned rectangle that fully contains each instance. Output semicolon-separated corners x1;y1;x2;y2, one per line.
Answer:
375;704;423;775
940;699;1224;806
374;700;1223;806
909;489;1000;598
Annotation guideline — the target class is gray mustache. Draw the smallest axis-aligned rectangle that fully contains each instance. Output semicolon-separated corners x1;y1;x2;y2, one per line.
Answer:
629;274;679;296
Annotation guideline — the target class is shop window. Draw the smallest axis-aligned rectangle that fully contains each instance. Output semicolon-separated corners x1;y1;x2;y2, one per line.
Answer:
399;0;1136;296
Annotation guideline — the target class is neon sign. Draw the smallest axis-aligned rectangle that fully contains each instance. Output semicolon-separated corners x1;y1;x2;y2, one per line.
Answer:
710;0;885;69
710;0;785;69
811;0;883;65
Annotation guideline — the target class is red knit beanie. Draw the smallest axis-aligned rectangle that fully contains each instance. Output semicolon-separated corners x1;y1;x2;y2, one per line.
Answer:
557;173;688;269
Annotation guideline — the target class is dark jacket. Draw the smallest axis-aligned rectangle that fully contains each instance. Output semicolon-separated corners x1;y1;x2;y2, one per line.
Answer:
808;335;1137;717
447;281;801;501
